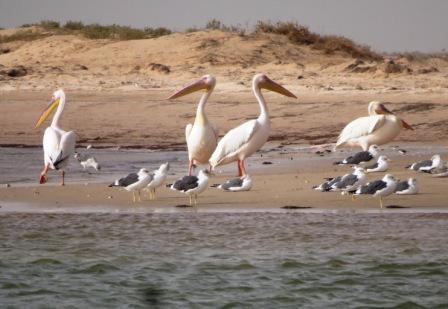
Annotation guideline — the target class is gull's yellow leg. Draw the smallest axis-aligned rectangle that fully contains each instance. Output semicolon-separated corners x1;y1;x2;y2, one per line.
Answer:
380;197;383;208
189;195;192;206
138;190;141;202
132;191;136;204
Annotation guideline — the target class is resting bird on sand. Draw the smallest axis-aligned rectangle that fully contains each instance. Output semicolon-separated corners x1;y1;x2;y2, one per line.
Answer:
407;154;443;173
168;75;218;175
355;174;398;208
145;163;170;200
334;145;379;166
109;168;152;203
171;170;211;206
331;167;366;193
395;178;419;195
216;174;253;191
209;74;296;176
74;152;101;171
335;101;413;151
313;176;342;192
35;89;76;185
365;155;390;173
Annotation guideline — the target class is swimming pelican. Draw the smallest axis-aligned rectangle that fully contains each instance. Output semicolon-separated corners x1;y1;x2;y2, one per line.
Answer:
335;101;413;151
35;89;76;185
168;75;218;175
209;74;296;176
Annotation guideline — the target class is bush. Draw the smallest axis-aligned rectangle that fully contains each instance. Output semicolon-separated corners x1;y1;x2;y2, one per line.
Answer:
144;27;172;38
255;21;382;61
0;29;47;43
63;21;84;30
39;20;60;29
81;24;146;40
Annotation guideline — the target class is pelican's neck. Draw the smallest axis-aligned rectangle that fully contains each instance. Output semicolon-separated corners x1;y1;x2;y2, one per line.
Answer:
195;90;212;125
253;83;269;122
51;94;65;129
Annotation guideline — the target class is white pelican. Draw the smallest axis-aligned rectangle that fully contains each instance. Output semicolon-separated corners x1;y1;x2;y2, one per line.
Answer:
168;75;218;175
209;74;296;176
335;101;413;151
35;89;76;185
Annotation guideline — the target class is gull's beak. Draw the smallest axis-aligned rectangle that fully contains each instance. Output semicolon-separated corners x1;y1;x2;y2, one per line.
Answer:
34;98;60;129
167;77;209;100
260;77;297;98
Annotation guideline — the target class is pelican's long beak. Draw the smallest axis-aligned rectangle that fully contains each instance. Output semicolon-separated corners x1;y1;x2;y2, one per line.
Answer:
261;77;297;98
379;103;413;130
167;78;209;99
34;98;60;128
401;119;414;130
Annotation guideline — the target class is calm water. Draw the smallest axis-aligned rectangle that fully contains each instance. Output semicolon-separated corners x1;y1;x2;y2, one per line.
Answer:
1;213;448;308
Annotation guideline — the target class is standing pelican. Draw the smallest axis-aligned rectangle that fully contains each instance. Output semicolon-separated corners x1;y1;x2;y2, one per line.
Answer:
335;101;413;151
209;74;296;176
168;75;218;175
35;89;76;185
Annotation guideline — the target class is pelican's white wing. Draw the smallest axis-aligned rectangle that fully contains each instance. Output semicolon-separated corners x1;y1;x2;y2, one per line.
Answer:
209;120;258;167
336;115;385;147
43;127;62;168
185;123;193;140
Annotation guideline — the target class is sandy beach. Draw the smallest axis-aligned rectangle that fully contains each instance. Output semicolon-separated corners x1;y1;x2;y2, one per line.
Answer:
1;145;447;213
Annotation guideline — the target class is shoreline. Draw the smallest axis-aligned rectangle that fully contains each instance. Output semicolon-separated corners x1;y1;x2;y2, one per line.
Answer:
1;144;447;214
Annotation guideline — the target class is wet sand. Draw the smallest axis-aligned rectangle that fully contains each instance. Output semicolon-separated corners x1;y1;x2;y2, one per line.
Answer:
1;145;447;213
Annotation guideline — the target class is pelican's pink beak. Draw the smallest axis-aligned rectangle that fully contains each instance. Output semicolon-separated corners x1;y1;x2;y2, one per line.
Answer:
260;76;297;98
379;104;413;130
34;97;60;129
167;77;210;100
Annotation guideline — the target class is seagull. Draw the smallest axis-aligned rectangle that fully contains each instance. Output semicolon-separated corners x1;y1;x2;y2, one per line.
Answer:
333;145;379;166
312;176;342;192
331;167;367;193
395;178;419;195
335;101;413;151
215;174;253;191
407;154;443;173
109;168;153;203
34;89;76;185
209;74;296;176
168;75;218;175
355;174;398;208
74;152;101;171
365;155;390;173
171;169;211;206
145;162;170;200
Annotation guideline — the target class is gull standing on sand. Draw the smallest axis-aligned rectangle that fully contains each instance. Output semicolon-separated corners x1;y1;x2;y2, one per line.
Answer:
171;169;211;206
109;168;152;203
209;74;296;176
215;174;253;191
365;155;390;173
168;75;218;175
35;89;76;185
145;162;170;200
395;178;419;195
333;145;379;166
355;174;398;208
407;154;443;173
335;101;413;151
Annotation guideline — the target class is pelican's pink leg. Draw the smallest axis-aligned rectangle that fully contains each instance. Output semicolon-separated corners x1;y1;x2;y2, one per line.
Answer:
188;160;194;176
241;160;247;176
237;160;243;176
39;164;49;184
